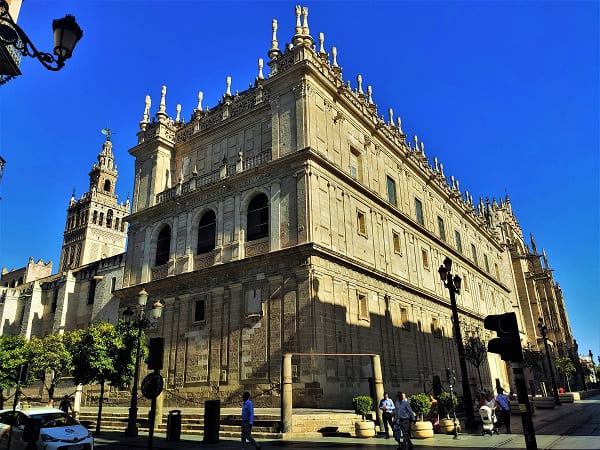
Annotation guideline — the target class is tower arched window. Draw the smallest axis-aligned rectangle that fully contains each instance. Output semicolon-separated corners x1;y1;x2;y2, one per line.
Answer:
99;212;104;226
155;225;171;266
115;217;120;230
197;210;216;254
92;210;97;224
247;193;269;241
106;210;113;228
103;179;111;192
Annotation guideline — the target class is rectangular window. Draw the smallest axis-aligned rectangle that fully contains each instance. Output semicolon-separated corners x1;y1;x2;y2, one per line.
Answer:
478;284;484;300
393;232;401;254
110;277;117;293
51;289;58;313
437;216;446;241
386;176;397;205
350;147;363;182
462;274;469;291
357;211;367;236
246;288;263;317
455;230;463;253
415;198;424;225
358;293;369;321
401;307;409;330
87;278;96;305
422;249;429;269
471;243;478;265
194;299;206;322
484;254;490;273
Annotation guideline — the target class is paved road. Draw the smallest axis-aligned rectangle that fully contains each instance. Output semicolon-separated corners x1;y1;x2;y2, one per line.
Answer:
94;396;600;449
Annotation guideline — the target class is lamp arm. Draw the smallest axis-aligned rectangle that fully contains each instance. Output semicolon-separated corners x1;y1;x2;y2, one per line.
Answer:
0;6;64;71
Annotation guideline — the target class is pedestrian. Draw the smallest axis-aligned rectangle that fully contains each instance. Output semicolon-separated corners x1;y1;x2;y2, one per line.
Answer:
495;387;511;433
484;391;498;432
428;394;439;432
241;391;261;449
394;392;416;450
379;392;395;438
59;395;73;415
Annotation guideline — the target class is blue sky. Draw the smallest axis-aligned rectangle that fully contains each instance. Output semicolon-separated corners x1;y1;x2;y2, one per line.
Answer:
0;1;598;358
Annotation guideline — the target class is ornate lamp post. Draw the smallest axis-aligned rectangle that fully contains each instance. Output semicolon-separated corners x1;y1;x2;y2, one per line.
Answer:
438;256;475;429
0;0;82;83
123;289;163;437
537;318;560;405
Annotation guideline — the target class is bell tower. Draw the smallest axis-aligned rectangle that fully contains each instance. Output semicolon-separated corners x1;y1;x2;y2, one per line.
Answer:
59;132;130;271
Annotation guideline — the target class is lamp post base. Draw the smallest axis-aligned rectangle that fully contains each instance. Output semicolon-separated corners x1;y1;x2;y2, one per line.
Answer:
125;407;139;437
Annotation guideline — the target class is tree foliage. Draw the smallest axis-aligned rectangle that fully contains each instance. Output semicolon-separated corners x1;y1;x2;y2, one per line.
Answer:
409;392;432;420
522;348;544;378
0;334;32;409
464;336;487;389
556;357;576;378
29;334;72;400
112;321;147;389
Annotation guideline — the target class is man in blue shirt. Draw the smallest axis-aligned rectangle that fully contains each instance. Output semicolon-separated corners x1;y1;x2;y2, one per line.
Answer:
395;392;416;450
379;392;395;438
241;391;261;449
495;388;511;433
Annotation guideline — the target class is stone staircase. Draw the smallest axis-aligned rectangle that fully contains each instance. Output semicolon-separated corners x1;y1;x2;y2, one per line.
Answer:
78;411;283;439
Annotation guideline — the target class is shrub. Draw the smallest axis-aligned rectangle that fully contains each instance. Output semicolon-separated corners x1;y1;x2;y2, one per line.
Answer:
352;395;373;420
438;392;458;418
409;392;431;420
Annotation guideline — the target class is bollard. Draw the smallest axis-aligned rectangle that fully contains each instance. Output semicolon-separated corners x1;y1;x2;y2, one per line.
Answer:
203;400;220;443
166;410;181;441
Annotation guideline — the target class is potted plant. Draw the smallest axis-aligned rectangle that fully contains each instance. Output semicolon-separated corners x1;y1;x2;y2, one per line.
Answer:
437;392;460;434
408;393;434;438
352;395;375;438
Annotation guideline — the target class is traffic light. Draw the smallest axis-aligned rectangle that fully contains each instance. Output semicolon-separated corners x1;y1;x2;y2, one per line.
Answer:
484;312;523;362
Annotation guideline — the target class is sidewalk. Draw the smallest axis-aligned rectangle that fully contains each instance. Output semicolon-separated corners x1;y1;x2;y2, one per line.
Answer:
92;394;600;449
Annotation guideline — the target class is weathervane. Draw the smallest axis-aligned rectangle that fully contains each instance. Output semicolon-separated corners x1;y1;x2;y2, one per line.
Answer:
101;127;115;141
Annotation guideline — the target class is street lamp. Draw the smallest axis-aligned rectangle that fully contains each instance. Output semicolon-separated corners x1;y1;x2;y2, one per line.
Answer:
438;256;475;430
0;0;83;83
123;289;163;437
537;318;561;405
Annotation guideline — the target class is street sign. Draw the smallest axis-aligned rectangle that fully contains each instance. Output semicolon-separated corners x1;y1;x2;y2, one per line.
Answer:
141;373;164;400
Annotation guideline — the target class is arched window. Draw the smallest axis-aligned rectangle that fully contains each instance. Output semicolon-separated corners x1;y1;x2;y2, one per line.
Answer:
247;194;269;241
155;225;171;266
106;210;113;228
197;210;216;254
115;217;120;230
92;210;97;224
103;179;111;192
99;212;104;226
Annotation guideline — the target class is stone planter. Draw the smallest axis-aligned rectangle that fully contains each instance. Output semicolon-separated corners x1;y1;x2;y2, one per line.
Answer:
532;396;555;409
559;392;580;403
438;417;460;434
355;420;375;438
411;420;434;439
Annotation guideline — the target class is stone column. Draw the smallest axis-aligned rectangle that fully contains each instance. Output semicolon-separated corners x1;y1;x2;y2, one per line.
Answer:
281;353;293;433
371;354;384;431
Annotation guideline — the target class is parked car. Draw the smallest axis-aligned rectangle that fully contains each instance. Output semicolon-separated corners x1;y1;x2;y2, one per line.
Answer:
0;407;93;449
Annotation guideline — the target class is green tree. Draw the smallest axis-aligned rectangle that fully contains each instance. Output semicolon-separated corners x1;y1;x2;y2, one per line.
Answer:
0;334;31;409
523;348;545;382
555;356;576;391
29;333;73;404
463;336;487;390
65;322;123;434
112;321;147;389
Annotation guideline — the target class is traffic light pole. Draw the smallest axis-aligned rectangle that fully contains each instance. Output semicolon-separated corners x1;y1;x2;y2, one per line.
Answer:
447;281;476;430
511;362;537;450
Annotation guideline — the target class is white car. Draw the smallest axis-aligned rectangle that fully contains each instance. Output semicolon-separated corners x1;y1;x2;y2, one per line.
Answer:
0;407;93;450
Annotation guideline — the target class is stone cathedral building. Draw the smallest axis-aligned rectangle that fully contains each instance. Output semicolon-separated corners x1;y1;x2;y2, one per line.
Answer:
0;5;575;409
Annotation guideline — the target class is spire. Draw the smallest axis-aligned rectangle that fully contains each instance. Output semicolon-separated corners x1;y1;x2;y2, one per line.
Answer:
542;249;549;269
530;233;538;254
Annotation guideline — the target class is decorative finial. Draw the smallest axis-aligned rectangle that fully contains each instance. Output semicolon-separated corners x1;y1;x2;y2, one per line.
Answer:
439;162;445;177
413;135;418;149
225;76;232;97
270;19;280;54
257;58;264;80
455;179;460;192
396;117;403;134
140;95;151;129
388;108;394;125
450;175;456;189
175;104;181;122
420;141;425;156
331;46;338;67
367;85;373;104
301;6;311;43
293;5;303;45
318;32;325;54
434;157;439;171
357;74;364;94
157;85;167;117
195;91;203;114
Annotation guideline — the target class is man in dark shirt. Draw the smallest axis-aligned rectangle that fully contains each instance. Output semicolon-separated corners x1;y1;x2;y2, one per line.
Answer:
394;392;416;449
